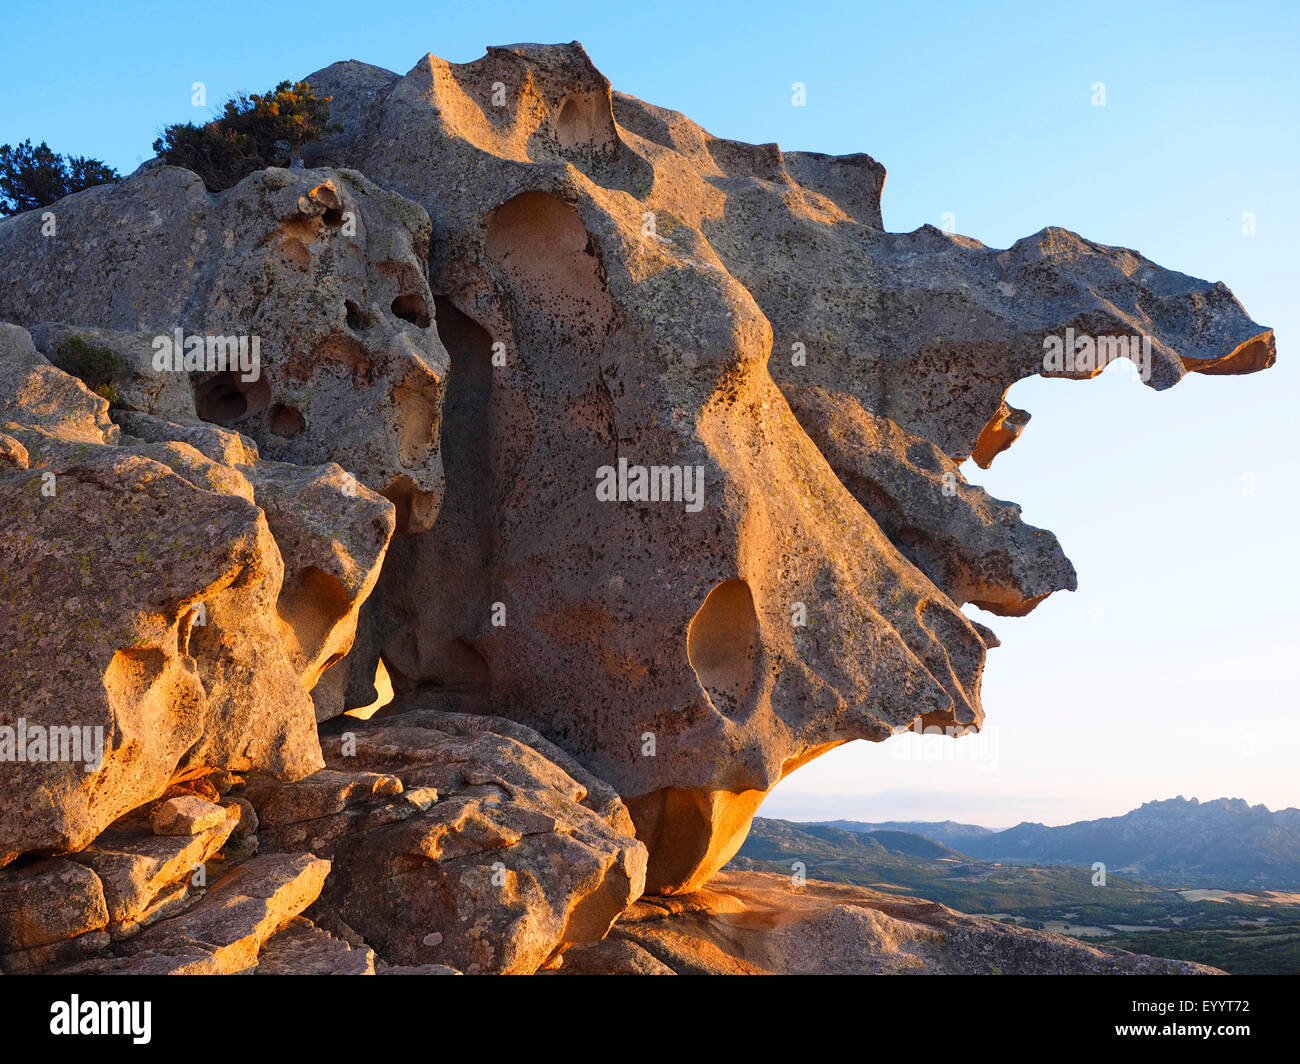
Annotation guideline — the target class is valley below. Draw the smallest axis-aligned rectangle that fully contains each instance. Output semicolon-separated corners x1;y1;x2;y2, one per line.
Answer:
729;818;1300;974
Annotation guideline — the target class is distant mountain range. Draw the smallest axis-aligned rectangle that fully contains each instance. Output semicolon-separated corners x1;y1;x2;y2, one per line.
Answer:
813;797;1300;887
817;819;997;850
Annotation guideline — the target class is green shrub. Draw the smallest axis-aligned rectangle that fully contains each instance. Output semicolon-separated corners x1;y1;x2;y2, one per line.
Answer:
54;335;125;404
153;80;335;192
0;140;118;216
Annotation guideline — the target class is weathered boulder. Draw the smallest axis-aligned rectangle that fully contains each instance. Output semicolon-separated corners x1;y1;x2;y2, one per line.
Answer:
58;852;331;975
243;767;405;827
0;857;109;973
151;795;234;836
112;408;398;721
0;324;392;863
120;852;330;972
299;44;1274;893
237;461;396;719
68;811;237;933
245;702;648;974
0;165;447;532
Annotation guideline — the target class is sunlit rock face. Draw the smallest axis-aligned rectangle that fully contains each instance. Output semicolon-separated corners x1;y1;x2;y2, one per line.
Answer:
0;166;446;533
250;702;648;974
0;323;393;864
299;44;1273;893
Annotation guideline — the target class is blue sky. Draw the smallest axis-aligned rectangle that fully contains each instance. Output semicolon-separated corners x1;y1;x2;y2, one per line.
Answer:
3;0;1296;827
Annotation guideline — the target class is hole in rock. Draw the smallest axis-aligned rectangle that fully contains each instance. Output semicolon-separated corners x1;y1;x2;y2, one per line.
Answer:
345;300;368;330
279;566;353;669
268;402;306;438
345;657;396;721
322;207;345;227
555;97;594;150
686;578;761;719
314;333;372;382
394;381;440;466
194;371;271;425
391;294;431;328
381;474;439;535
484;191;614;354
5;853;44;871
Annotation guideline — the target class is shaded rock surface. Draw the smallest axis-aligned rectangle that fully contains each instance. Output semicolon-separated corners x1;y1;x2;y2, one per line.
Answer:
0;858;108;963
0;166;446;533
255;915;376;975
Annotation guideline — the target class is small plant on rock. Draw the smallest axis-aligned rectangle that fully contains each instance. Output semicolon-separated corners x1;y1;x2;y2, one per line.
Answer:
54;335;125;404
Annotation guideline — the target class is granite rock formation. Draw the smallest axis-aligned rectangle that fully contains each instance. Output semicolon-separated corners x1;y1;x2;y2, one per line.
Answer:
0;41;1276;972
251;700;647;973
296;44;1273;891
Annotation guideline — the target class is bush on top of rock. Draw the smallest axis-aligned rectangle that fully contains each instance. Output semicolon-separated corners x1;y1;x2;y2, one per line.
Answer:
153;81;336;192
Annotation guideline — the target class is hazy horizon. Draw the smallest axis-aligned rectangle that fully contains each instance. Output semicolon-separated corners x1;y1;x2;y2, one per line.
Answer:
763;791;1299;833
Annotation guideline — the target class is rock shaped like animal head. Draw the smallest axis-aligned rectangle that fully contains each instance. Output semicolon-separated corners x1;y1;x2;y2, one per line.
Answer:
322;44;1270;892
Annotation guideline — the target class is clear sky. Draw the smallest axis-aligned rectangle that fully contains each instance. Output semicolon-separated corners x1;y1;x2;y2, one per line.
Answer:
2;0;1296;828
